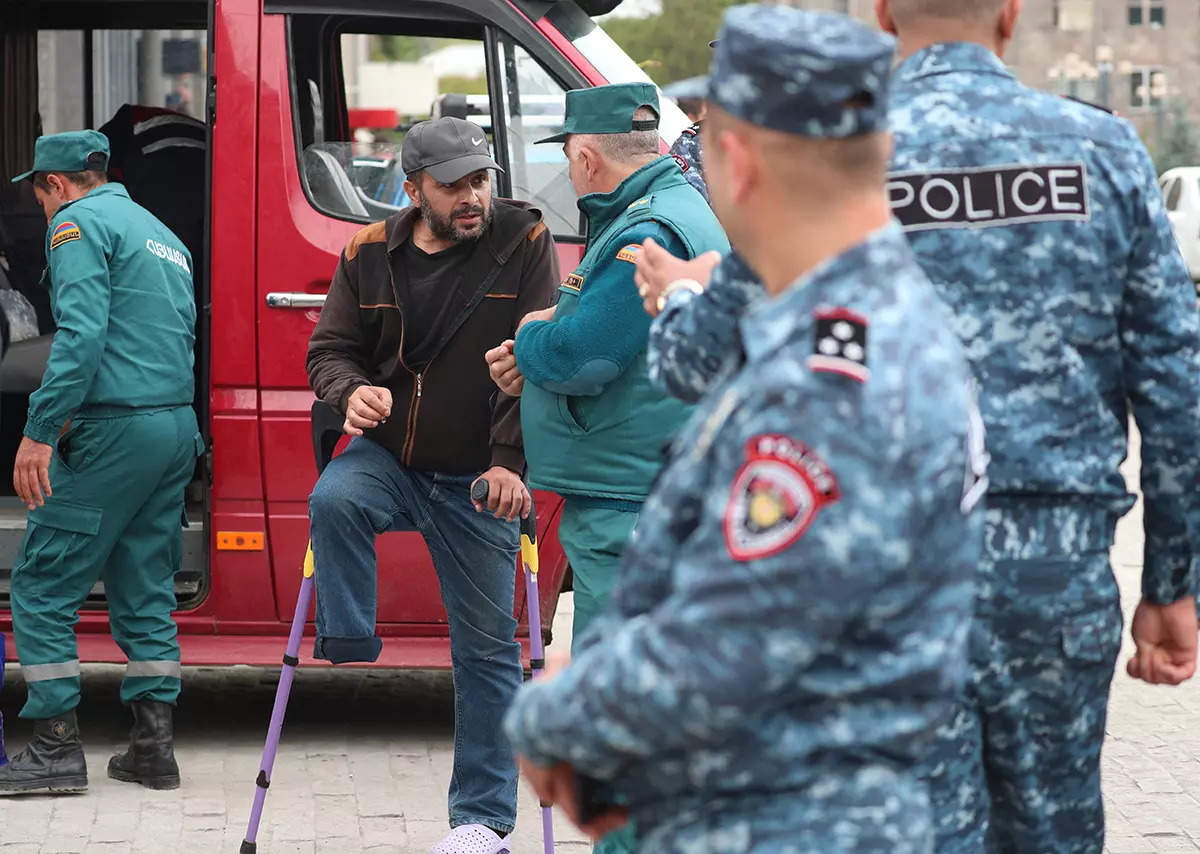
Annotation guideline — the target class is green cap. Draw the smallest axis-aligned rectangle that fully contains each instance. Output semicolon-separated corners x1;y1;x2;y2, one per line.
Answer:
536;83;660;145
11;130;110;183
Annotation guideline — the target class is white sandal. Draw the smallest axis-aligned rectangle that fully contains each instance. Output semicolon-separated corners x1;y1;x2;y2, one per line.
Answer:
430;824;512;854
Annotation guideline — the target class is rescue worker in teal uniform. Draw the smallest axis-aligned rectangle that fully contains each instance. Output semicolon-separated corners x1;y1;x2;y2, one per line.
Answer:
486;84;728;854
0;131;201;795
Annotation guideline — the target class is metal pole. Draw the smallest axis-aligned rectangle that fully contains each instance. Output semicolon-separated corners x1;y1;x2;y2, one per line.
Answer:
83;30;94;128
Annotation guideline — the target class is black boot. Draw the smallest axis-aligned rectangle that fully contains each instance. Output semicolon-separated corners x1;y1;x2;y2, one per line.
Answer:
107;700;180;790
0;710;88;795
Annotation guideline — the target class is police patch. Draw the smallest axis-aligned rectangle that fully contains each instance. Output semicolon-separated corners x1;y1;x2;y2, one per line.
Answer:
50;221;81;250
724;435;840;561
887;163;1090;232
672;153;690;173
809;307;868;382
562;273;585;292
616;244;641;264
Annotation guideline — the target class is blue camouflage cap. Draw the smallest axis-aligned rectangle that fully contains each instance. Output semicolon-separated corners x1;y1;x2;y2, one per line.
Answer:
708;5;895;138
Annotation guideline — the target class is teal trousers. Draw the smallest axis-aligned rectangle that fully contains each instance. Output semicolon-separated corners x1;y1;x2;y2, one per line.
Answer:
558;499;640;854
12;406;201;719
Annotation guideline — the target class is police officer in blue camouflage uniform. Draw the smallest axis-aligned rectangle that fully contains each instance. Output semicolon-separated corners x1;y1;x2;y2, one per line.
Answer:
504;8;984;851
636;2;1200;847
644;38;764;396
875;1;1200;851
669;122;708;202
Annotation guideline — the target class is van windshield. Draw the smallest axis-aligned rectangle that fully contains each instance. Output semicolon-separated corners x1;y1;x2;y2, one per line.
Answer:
541;2;691;144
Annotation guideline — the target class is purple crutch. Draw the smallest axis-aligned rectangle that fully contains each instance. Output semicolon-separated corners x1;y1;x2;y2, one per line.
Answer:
241;402;344;854
240;554;314;854
471;479;555;854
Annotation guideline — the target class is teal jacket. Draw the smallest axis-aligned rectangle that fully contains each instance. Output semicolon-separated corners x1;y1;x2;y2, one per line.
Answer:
26;183;196;445
516;156;729;502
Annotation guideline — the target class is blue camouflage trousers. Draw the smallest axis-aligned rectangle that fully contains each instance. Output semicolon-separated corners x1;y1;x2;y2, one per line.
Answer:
632;768;935;852
925;500;1123;854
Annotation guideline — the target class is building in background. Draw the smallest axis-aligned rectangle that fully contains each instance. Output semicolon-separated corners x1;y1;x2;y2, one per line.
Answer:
1008;0;1199;158
782;0;1197;166
38;29;208;135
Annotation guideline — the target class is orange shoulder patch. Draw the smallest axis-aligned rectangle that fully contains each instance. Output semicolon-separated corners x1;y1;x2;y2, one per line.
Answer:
527;222;547;242
345;221;387;261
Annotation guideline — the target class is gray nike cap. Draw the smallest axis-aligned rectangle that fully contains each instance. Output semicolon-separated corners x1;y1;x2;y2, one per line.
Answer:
401;117;504;184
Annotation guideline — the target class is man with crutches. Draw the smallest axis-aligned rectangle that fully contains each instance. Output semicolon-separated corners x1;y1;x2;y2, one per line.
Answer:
304;117;559;853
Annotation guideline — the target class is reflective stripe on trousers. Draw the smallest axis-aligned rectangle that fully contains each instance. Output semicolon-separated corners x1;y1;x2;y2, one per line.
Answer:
21;660;82;682
125;660;182;679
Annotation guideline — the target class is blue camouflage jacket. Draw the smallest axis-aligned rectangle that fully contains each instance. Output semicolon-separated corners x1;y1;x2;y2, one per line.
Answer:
889;42;1200;604
668;122;709;202
505;224;982;850
648;251;762;403
648;42;1200;605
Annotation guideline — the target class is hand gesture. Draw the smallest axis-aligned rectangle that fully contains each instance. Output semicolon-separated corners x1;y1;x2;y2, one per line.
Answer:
470;465;532;522
1127;596;1198;685
634;239;721;317
14;437;53;510
344;385;393;437
486;340;524;397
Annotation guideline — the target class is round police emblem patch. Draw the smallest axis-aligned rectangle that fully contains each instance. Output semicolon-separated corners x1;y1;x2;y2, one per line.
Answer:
723;435;839;561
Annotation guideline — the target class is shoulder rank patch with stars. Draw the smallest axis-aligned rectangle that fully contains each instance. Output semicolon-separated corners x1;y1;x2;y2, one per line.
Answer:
616;244;641;264
809;307;868;383
724;434;840;561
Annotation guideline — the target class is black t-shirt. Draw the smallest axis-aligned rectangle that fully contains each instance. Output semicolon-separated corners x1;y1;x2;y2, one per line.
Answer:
394;236;475;370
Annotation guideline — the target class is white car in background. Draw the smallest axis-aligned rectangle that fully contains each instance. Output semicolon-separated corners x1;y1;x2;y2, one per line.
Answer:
1158;167;1200;284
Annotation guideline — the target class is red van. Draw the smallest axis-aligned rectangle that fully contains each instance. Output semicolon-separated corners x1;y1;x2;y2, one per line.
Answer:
0;0;688;668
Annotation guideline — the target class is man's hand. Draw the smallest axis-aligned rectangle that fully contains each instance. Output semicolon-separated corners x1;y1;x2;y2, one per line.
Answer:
1127;596;1198;685
485;340;524;397
635;239;722;318
344;385;393;437
14;437;53;511
470;465;532;522
518;305;556;332
516;757;630;841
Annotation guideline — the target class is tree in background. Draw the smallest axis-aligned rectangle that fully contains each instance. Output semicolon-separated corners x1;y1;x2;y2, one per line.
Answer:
1154;101;1200;174
602;0;741;84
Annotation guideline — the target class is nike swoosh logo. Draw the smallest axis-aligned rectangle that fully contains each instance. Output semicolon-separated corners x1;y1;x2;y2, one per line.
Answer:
471;136;484;147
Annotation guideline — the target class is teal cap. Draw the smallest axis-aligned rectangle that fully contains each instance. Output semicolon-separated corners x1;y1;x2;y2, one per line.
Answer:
11;130;111;183
536;82;660;145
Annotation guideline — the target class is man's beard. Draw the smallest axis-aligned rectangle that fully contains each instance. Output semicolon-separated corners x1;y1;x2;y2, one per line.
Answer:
420;196;493;243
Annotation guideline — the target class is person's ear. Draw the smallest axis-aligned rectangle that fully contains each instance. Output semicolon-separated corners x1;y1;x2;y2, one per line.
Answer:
998;0;1022;45
875;0;898;36
47;173;67;198
578;143;601;183
719;129;756;205
403;177;422;206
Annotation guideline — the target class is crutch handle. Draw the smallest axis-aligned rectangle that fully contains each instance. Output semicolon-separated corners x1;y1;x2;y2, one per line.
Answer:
470;477;537;539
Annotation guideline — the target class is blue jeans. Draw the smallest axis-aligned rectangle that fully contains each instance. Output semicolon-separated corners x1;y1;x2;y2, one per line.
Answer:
308;436;522;834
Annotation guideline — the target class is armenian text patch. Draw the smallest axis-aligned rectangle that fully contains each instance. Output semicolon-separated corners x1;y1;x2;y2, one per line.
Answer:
616;244;642;264
724;435;840;561
50;221;81;251
809;307;868;382
887;163;1090;232
562;273;585;292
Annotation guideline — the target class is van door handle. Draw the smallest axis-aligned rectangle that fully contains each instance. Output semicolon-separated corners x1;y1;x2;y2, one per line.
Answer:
266;292;327;308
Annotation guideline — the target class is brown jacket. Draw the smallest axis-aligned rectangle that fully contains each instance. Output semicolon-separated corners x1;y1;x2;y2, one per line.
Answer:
307;200;560;474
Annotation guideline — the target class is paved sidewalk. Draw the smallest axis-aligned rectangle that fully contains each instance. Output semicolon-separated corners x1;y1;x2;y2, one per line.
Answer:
1099;440;1200;854
1;435;1198;852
